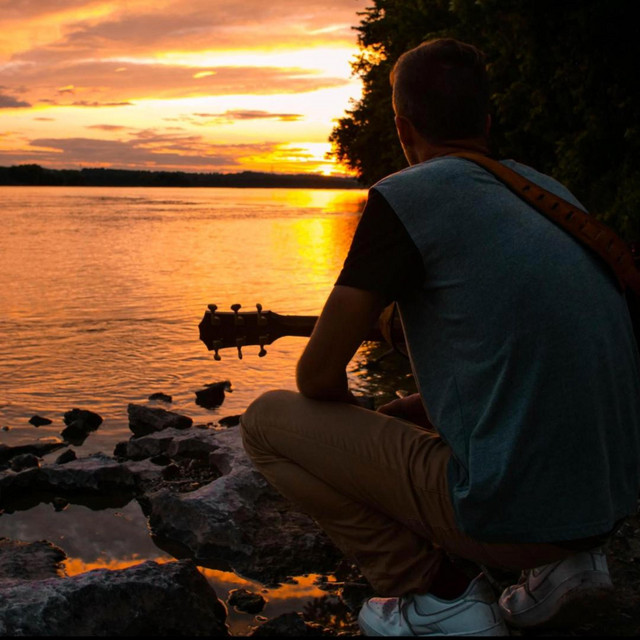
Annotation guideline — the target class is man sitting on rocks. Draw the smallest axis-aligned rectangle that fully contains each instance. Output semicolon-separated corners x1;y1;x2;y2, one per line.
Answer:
241;38;640;636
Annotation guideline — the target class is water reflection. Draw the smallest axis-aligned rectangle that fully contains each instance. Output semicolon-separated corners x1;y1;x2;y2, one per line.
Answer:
0;186;409;636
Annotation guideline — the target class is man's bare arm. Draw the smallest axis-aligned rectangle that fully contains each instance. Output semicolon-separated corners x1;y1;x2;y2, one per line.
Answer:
296;285;386;403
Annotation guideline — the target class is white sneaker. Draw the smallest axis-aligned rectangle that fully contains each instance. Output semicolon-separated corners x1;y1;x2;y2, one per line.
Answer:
498;547;613;629
358;574;509;636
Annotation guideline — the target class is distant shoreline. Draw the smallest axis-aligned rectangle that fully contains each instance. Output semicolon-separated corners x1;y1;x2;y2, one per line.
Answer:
0;164;363;190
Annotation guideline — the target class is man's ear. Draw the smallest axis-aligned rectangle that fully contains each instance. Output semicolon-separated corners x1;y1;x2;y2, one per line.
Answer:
395;115;415;148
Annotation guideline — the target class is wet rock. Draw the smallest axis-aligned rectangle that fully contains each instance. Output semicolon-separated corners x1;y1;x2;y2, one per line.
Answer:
54;448;77;464
149;392;172;403
144;427;341;583
61;408;103;446
0;442;65;464
0;452;140;512
9;454;40;472
219;414;241;428
195;381;232;409
0;558;228;636
228;587;266;614
28;415;52;427
249;612;324;636
127;404;193;437
0;538;67;583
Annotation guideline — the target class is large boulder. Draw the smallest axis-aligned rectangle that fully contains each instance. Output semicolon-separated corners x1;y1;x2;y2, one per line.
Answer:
143;427;341;583
0;556;228;636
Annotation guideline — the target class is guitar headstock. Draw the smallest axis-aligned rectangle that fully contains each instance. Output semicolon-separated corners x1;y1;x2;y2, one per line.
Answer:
198;303;316;360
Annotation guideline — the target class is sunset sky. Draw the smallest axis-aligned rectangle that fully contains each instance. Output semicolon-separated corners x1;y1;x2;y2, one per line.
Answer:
0;0;369;175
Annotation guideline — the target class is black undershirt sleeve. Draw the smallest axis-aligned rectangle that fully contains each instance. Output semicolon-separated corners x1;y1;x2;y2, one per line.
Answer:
335;188;425;304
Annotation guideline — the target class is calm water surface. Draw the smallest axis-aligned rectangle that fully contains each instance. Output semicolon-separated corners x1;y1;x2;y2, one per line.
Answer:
0;186;370;450
0;185;404;634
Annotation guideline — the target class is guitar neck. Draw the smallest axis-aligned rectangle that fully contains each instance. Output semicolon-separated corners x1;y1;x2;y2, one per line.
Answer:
273;313;392;343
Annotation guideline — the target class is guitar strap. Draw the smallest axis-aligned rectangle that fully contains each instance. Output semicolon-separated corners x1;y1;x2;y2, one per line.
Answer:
450;151;640;295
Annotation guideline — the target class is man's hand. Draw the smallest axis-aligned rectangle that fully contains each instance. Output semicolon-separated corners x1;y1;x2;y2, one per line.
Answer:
296;285;386;403
377;393;435;430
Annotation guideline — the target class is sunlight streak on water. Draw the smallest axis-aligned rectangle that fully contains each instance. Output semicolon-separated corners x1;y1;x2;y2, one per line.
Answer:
0;186;366;452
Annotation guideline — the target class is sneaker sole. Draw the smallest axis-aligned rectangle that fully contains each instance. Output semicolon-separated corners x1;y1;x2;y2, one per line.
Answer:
357;611;510;637
502;572;614;629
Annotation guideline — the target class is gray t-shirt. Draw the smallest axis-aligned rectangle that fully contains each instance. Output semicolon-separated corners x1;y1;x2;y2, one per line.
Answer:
353;156;640;543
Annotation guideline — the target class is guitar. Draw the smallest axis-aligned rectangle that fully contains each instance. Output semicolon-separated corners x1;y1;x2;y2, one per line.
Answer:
198;303;406;360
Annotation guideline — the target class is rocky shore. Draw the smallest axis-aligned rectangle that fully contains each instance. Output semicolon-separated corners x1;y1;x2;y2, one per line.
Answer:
1;395;640;636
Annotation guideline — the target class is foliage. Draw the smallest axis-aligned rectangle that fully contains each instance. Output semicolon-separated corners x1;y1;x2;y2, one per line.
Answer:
329;0;640;239
0;165;360;190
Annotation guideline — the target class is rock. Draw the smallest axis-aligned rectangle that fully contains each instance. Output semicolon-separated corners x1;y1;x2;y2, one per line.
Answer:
228;587;266;613
127;404;193;437
28;415;52;427
54;449;77;464
149;392;173;403
195;381;232;409
0;453;140;512
52;497;69;512
162;463;181;480
9;454;40;472
0;558;228;636
0;538;67;583
0;442;65;464
61;408;103;446
249;612;322;636
339;581;375;613
219;414;241;428
143;427;341;583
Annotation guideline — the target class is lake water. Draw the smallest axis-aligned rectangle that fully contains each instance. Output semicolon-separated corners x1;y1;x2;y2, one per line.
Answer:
0;185;416;634
0;186;370;450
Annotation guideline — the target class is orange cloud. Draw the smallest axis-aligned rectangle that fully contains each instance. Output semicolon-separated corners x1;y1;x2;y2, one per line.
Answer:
0;0;368;173
3;60;347;107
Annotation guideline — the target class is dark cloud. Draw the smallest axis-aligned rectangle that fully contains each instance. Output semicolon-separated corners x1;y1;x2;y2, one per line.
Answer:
9;135;233;170
0;92;31;108
71;100;134;107
87;124;130;130
1;133;288;171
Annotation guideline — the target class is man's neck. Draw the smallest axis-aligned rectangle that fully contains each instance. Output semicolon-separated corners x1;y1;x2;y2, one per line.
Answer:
415;137;490;164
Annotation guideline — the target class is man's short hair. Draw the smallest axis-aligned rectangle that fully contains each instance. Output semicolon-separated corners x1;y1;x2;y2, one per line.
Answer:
391;38;489;143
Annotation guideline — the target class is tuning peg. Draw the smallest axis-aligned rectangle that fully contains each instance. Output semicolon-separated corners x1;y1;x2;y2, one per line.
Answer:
208;303;221;326
231;303;245;326
212;339;222;361
258;335;268;357
256;303;267;326
236;337;244;360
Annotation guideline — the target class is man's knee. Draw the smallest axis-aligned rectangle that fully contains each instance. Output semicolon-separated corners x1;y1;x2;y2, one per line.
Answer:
241;388;299;438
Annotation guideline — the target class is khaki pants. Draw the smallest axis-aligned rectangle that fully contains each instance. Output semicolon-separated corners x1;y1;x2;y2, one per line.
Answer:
241;389;573;596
